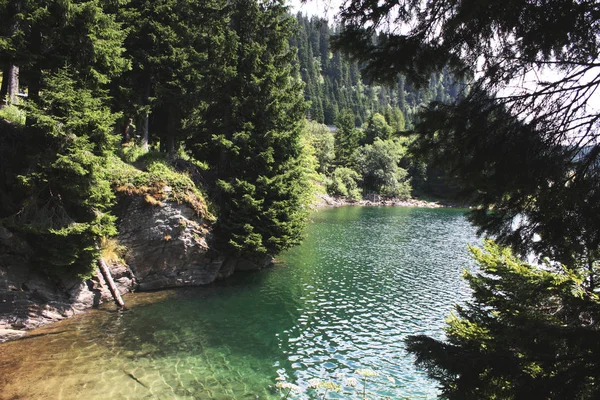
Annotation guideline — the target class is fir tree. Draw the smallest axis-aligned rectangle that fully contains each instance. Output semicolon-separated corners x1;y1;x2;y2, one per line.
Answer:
5;0;129;102
113;0;230;152
407;241;600;399
187;0;310;260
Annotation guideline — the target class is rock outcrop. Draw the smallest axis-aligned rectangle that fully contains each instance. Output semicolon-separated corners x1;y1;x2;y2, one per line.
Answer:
0;226;135;342
118;196;224;290
117;196;273;291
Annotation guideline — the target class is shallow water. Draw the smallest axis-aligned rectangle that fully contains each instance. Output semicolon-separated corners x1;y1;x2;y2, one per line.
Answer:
0;207;478;399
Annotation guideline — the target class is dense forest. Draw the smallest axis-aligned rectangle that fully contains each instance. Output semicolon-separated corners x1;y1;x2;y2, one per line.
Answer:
292;13;464;129
291;14;465;200
0;0;313;277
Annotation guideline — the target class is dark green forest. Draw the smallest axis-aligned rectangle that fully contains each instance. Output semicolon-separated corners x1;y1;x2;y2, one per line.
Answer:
291;14;464;128
0;0;313;276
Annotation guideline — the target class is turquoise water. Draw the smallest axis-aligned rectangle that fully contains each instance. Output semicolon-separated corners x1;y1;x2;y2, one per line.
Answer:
0;207;478;399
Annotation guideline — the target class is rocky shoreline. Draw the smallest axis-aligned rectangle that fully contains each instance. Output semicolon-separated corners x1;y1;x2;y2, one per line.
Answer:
313;192;465;209
0;193;272;343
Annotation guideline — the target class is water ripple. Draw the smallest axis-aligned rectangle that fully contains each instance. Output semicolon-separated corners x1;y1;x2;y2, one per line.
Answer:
275;207;479;399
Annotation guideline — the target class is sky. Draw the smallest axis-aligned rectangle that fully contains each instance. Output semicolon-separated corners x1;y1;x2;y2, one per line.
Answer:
288;0;342;19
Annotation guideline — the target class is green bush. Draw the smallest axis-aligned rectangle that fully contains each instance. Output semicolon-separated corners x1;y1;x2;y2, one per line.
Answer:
353;138;412;199
0;104;26;125
327;167;362;200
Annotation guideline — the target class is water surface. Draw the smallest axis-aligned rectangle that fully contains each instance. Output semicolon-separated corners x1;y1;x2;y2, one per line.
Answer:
0;207;478;399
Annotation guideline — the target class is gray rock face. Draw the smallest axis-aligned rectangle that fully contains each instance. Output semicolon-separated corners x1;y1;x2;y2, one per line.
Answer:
0;226;135;342
118;197;227;290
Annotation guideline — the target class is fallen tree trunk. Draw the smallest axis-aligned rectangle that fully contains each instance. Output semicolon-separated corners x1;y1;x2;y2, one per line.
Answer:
97;258;126;309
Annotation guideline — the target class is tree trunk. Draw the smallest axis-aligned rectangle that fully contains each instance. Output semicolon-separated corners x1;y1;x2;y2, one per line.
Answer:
0;63;8;107
0;15;19;108
166;104;177;157
589;258;595;293
140;81;151;151
97;258;126;309
6;64;19;105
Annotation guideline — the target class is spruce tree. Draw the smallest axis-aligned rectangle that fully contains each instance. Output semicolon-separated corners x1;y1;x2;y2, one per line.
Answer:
187;0;310;260
334;108;363;165
0;1;128;276
9;0;128;101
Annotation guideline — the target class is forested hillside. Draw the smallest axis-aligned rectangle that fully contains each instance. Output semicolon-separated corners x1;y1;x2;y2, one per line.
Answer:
0;0;311;278
290;14;465;201
291;13;464;128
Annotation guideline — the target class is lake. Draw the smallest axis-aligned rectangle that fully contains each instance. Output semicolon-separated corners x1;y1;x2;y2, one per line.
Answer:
0;206;479;399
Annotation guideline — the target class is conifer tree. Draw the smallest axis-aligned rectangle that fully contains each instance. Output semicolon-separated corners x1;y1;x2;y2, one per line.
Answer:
0;1;127;276
407;241;600;399
363;112;393;144
334;1;600;396
5;69;120;276
113;0;230;152
187;0;310;260
5;0;128;102
334;108;363;165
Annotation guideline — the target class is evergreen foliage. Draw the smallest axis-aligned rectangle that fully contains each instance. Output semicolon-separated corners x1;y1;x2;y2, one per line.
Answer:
0;0;128;100
334;108;363;165
187;0;310;259
362;113;393;145
291;13;464;128
406;241;600;399
112;0;231;153
0;0;314;275
2;68;119;276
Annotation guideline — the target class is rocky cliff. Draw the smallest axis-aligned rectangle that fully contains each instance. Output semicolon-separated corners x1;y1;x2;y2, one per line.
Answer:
0;194;273;343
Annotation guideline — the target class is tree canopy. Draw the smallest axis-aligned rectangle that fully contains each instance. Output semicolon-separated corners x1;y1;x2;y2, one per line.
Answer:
0;0;315;276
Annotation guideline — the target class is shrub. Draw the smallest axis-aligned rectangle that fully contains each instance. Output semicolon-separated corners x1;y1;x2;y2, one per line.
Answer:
0;104;26;125
327;167;362;200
